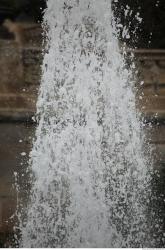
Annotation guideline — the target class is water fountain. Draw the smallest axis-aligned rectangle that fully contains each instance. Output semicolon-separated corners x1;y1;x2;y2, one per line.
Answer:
18;0;154;247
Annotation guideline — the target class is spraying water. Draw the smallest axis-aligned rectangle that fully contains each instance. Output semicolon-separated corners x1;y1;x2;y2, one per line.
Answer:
19;0;153;247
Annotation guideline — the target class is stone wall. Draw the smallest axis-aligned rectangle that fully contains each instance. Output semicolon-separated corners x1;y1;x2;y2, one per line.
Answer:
0;40;41;121
0;122;34;246
136;49;165;120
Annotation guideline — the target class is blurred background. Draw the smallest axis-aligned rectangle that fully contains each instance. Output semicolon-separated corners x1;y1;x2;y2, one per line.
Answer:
0;0;165;247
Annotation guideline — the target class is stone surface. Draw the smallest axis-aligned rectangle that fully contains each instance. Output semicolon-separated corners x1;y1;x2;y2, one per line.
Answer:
0;39;41;121
0;122;34;245
135;50;165;119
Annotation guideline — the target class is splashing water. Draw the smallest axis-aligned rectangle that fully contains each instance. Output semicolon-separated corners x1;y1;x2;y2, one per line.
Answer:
19;0;153;247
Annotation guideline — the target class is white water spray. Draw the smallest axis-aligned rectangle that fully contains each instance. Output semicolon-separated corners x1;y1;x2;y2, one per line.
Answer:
20;0;153;247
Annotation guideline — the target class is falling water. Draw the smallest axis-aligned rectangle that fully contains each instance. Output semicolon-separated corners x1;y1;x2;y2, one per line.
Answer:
19;0;153;247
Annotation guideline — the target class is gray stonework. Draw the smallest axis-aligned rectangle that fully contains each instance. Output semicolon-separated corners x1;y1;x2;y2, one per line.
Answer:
135;49;165;120
0;40;41;121
0;122;34;246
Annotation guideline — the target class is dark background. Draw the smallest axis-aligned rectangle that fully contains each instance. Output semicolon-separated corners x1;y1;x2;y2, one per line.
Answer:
0;0;165;47
113;0;165;49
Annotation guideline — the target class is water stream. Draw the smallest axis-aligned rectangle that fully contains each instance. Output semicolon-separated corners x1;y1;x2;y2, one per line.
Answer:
19;0;154;247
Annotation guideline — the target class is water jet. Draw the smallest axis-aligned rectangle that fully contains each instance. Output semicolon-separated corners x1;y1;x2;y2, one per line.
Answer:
18;0;155;247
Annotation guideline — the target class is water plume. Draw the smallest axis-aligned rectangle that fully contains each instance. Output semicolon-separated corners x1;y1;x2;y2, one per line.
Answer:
19;0;153;247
